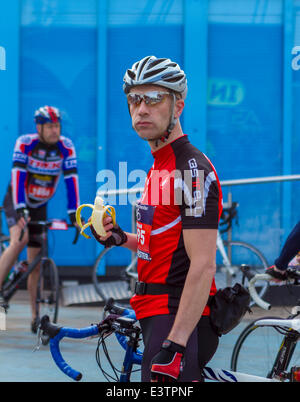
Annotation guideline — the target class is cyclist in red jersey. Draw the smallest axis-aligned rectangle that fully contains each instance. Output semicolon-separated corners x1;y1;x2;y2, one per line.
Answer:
0;106;80;332
91;56;223;382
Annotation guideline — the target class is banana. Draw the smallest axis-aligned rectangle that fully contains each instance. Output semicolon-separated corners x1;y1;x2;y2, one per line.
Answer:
76;196;116;239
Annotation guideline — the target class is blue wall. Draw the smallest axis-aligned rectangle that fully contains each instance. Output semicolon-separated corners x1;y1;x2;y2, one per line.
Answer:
0;0;299;268
0;0;20;214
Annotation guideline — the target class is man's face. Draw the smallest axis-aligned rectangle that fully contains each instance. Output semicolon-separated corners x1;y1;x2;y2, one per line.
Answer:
128;84;174;142
37;122;61;145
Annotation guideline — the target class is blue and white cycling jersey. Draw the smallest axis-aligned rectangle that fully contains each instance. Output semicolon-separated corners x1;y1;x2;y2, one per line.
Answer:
11;133;80;214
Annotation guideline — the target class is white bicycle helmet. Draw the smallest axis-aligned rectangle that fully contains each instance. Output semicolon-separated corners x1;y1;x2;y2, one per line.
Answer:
34;105;61;124
123;55;187;99
123;56;187;143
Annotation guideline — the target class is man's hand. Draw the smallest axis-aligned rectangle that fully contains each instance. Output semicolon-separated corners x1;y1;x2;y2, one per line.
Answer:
16;208;30;229
150;339;185;382
16;208;30;241
266;265;287;282
90;216;127;248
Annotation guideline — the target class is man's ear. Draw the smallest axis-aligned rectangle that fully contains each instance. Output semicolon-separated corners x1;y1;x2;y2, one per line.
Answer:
174;99;185;119
36;124;42;135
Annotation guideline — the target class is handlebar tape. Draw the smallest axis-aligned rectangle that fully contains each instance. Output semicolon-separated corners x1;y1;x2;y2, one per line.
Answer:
49;325;99;381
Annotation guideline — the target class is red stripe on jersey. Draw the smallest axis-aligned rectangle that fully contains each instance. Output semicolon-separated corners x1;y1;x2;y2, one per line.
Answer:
13;170;19;206
72;175;80;208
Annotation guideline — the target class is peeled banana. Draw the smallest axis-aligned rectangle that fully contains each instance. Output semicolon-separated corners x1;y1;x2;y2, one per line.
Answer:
76;196;116;239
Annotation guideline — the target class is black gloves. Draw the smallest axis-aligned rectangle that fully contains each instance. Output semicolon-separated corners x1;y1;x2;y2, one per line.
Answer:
151;339;185;382
16;208;29;222
266;266;287;281
68;212;77;225
90;224;127;248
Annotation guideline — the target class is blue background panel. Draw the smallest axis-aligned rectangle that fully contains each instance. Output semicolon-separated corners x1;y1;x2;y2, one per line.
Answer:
0;0;298;269
19;26;97;265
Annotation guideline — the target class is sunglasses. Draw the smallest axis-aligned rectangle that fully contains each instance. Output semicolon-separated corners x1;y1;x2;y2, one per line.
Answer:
127;91;170;106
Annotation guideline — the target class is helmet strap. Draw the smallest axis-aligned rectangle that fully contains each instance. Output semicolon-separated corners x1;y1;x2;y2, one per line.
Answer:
39;124;46;143
155;93;177;147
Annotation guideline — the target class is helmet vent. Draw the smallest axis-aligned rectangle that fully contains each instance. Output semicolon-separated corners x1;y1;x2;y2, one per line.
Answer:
143;68;165;79
127;69;136;80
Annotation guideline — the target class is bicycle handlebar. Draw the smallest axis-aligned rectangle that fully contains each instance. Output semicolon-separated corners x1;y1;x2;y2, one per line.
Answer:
103;297;136;318
40;315;100;381
19;219;79;244
40;298;139;381
219;202;239;234
242;265;300;310
248;274;273;310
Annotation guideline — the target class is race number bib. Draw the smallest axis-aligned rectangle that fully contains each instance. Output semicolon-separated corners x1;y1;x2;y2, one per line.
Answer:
136;203;155;261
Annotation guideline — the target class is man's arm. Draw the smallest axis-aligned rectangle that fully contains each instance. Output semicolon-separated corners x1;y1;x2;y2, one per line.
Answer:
123;232;138;252
150;228;217;381
11;136;29;210
167;228;217;346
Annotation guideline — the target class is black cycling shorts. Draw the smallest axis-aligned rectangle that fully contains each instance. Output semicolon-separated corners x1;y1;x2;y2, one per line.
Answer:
139;314;219;382
3;185;47;248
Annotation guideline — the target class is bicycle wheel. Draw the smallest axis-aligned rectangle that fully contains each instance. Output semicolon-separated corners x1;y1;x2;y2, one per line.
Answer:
230;317;300;378
92;246;135;301
36;257;59;326
216;240;269;306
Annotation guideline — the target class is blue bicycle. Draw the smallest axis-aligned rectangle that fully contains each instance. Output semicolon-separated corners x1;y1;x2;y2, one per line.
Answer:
40;293;300;383
40;298;143;382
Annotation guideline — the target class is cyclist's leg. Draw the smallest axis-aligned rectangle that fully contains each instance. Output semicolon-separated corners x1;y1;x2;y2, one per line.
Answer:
0;225;28;287
26;205;46;325
27;246;41;322
0;187;28;289
274;221;300;270
140;314;219;382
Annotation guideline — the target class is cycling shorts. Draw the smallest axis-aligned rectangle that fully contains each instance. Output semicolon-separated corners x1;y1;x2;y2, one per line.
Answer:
3;185;47;248
139;314;219;382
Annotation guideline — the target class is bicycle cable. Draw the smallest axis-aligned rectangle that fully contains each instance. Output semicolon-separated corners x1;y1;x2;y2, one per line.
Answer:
96;331;120;381
95;329;141;382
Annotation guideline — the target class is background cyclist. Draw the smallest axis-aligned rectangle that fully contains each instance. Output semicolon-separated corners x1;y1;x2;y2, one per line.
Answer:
91;56;223;382
0;105;80;332
266;220;300;281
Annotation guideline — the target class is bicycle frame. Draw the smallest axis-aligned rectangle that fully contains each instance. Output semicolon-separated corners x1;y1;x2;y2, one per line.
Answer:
3;231;46;302
255;317;300;379
231;267;300;380
3;220;77;303
216;230;234;276
115;332;142;382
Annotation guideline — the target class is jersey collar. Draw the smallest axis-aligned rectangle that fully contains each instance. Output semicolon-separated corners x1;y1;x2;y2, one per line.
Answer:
151;134;188;161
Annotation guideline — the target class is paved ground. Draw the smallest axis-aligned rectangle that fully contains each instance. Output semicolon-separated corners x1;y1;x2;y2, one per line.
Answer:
0;290;294;383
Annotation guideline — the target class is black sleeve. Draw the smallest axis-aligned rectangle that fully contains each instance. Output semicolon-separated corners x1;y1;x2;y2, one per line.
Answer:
174;155;221;230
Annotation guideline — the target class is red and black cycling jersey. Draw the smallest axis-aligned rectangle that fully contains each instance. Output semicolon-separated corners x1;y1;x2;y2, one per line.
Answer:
130;135;223;320
11;133;80;213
